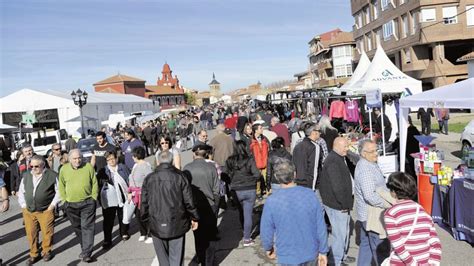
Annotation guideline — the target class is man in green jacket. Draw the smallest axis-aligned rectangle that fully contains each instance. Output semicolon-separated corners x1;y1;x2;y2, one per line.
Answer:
59;149;98;263
17;155;60;264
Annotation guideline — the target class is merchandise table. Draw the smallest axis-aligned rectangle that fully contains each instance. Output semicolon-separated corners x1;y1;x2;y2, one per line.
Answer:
431;178;474;245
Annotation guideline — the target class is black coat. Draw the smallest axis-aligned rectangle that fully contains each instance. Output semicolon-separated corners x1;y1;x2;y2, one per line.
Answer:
266;148;292;187
319;151;354;211
225;157;260;191
141;163;199;239
293;137;323;189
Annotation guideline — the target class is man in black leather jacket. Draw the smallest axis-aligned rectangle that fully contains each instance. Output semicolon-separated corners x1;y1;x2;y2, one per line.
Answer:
141;151;199;266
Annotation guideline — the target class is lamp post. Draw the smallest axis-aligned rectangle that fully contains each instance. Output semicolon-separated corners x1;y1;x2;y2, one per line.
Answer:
71;89;88;139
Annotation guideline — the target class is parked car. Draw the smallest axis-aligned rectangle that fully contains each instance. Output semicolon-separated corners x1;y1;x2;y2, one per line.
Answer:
76;135;117;163
76;138;96;162
461;120;474;154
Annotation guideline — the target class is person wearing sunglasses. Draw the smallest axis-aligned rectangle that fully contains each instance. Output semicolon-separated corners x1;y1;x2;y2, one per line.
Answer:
17;155;60;264
155;136;181;170
47;143;62;173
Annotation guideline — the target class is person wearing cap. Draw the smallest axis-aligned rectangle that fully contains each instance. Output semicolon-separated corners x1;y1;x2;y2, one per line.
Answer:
292;123;325;192
183;145;220;266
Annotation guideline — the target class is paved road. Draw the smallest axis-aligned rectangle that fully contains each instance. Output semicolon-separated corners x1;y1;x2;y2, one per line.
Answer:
2;129;473;265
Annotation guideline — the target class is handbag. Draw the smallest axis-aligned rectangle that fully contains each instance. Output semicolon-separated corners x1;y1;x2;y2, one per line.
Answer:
128;165;143;208
381;205;420;266
122;200;136;224
100;183;118;209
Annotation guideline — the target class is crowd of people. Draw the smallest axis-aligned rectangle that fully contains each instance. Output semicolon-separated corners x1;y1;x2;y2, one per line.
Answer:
0;102;443;266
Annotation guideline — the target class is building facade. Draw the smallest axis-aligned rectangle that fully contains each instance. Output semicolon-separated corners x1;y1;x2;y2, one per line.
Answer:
93;74;147;97
351;0;474;89
308;29;356;89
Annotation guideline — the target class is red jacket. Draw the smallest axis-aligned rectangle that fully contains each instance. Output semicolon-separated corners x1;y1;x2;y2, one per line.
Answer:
250;137;269;169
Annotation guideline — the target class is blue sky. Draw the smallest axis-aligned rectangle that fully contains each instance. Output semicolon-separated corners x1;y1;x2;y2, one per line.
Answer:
0;0;353;96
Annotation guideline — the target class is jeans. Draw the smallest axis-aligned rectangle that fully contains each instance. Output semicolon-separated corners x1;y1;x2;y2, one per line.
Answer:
65;198;96;257
323;206;350;266
153;235;185;266
235;189;257;240
442;119;449;134
280;260;317;266
357;221;389;266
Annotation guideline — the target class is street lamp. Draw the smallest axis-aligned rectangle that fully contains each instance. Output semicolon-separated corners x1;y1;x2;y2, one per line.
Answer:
71;89;88;138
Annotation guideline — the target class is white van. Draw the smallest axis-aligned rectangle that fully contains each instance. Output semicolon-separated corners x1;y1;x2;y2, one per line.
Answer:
30;129;68;156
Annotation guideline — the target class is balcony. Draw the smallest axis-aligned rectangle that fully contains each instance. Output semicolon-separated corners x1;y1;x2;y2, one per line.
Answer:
317;60;333;71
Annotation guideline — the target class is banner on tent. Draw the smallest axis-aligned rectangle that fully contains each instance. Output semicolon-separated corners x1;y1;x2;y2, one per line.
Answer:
366;89;382;108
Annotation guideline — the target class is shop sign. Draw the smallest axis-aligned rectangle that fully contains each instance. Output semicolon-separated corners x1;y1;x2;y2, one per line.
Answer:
21;114;37;125
366;89;382;108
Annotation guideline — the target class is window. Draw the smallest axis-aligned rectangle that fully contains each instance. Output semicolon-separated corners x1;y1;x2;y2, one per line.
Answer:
468;5;474;26
383;21;394;40
421;8;436;22
333;46;353;58
358;38;365;53
381;0;391;11
356;13;363;28
373;0;379;20
376;28;382;46
402;15;408;38
410;11;418;34
365;6;371;24
367;33;373;51
334;64;353;78
442;6;458;24
404;48;411;63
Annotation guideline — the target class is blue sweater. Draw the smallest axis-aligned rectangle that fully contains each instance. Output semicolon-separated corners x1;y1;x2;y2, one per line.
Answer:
260;186;328;264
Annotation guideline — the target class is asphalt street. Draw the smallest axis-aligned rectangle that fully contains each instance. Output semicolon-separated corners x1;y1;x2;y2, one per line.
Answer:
1;129;473;265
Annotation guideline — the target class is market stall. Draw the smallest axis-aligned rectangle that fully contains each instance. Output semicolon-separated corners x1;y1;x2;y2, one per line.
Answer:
399;77;474;244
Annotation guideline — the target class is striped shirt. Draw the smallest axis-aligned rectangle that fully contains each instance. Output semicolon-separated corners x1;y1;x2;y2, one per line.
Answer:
354;158;387;221
384;200;442;265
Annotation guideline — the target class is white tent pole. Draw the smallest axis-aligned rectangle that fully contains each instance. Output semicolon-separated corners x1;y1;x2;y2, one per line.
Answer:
399;107;409;172
368;107;373;139
381;106;386;156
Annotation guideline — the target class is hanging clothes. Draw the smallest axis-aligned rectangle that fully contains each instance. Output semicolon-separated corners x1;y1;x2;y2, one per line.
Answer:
306;101;315;116
329;99;346;120
344;99;360;123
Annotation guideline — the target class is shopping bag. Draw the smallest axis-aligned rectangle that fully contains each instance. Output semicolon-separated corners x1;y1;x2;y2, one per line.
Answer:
100;183;118;209
122;200;136;224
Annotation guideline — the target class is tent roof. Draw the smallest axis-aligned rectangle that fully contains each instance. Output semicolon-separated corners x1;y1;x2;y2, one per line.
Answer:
340;51;371;91
0;88;152;113
399;78;474;109
349;46;422;95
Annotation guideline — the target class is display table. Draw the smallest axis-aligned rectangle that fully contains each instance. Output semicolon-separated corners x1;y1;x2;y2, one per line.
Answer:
432;178;474;244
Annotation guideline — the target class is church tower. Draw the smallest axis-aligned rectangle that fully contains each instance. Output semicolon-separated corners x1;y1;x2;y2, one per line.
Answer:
209;72;221;98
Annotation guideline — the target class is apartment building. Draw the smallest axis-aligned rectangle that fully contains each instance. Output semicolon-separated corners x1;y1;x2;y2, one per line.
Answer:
351;0;474;89
308;29;357;89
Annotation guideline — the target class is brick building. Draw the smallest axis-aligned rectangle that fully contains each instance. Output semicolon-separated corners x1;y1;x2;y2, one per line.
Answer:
93;63;185;109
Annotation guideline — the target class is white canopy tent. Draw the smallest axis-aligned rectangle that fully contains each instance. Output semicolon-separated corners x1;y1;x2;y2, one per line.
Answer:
399;78;474;171
339;51;371;92
0;89;158;137
348;45;422;95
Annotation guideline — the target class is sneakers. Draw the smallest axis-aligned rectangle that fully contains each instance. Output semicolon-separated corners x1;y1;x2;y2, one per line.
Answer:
242;239;255;247
145;237;153;244
138;236;146;242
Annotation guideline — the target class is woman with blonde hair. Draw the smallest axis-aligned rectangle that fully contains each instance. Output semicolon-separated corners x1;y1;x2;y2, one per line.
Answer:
318;115;339;152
